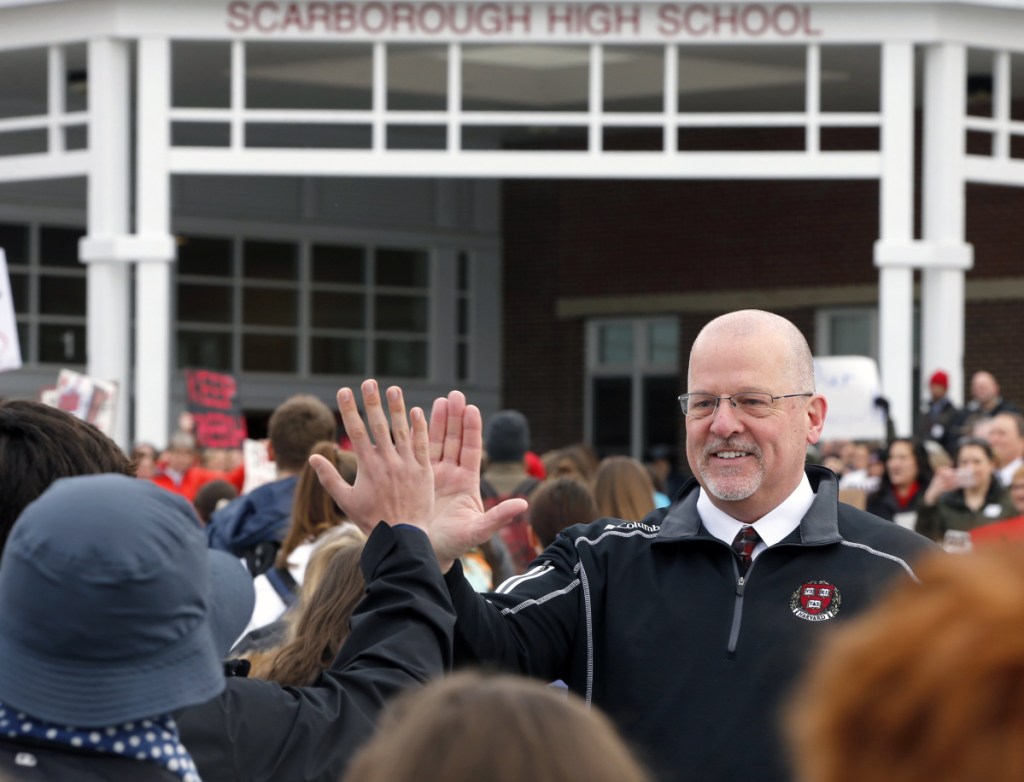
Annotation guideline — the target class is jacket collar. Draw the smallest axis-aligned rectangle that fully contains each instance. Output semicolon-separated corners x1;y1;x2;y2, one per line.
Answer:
657;464;842;545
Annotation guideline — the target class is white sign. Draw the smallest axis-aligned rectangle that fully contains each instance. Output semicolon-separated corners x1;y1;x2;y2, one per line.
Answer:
0;248;22;373
242;438;278;494
814;355;886;442
41;369;119;436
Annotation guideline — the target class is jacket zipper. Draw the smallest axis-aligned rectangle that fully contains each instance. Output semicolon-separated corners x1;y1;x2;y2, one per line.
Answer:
727;559;754;655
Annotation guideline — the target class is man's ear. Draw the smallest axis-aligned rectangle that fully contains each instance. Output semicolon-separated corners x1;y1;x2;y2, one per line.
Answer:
266;440;276;462
806;395;828;445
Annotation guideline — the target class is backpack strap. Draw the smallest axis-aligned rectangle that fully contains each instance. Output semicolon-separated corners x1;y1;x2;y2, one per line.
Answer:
264;566;299;607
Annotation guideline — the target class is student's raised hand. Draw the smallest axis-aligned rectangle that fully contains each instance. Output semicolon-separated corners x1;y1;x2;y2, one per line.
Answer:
311;380;433;536
427;390;528;573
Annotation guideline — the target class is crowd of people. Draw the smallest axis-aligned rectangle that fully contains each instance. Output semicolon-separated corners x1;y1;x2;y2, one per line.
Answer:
819;367;1024;551
3;308;1024;781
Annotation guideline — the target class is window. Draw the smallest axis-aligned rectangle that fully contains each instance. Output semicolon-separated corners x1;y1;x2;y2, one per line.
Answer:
1;221;88;366
455;251;470;382
815;307;878;360
175;233;439;379
586;317;680;460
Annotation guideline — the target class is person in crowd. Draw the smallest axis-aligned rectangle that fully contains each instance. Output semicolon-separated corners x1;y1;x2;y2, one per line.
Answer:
542;443;598;486
313;311;938;782
193;479;239;526
786;542;1024;782
915;369;960;455
151;431;229;502
865;438;934;526
243;525;367;686
948;370;1022;446
647;444;687;500
968;464;1024;545
239;442;358;641
916;436;1016;548
837;441;881;492
343;671;651;782
987;411;1024;488
480;409;542;574
0;399;133;562
207;393;337;575
179;379;526;782
0;381;524;782
593;455;657;520
131;441;159;479
0;474;254;781
528;477;599;549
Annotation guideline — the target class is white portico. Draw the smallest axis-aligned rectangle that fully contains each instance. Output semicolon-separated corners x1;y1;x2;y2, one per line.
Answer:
0;0;1022;448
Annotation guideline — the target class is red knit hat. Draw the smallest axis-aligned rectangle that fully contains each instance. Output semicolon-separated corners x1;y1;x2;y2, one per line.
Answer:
929;370;949;389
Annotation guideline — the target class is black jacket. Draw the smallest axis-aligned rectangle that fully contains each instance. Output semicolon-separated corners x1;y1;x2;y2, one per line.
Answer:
446;466;939;782
178;523;454;782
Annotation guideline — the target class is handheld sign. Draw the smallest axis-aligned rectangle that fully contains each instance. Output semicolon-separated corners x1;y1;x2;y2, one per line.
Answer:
813;355;887;442
0;248;22;373
185;368;248;449
44;369;118;435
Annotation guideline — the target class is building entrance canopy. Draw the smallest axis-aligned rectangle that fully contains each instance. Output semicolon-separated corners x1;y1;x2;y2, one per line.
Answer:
0;0;1022;444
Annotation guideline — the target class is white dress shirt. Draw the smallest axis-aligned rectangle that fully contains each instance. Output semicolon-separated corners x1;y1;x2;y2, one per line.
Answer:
697;473;815;560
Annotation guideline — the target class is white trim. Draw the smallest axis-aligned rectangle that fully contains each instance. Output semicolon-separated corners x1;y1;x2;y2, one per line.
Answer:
498;578;580;615
495;563;555;594
166;148;883;179
839;540;922;584
0;151;89;182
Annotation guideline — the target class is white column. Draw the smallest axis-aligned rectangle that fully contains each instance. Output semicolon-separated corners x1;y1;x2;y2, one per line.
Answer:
82;38;132;447
920;43;973;407
873;42;916;436
135;38;176;448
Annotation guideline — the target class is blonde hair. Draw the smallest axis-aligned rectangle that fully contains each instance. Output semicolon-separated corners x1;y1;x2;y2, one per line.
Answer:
787;544;1024;782
247;525;367;686
344;672;651;782
594;456;656;520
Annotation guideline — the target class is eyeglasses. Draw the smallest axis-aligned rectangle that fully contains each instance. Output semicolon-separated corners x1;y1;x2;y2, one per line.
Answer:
678;392;814;419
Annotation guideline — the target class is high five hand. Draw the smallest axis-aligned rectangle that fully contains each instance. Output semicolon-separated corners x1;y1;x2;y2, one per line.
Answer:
310;380;433;535
427;390;528;573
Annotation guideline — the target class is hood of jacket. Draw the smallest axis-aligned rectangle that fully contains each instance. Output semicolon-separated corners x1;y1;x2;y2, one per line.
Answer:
207;476;297;555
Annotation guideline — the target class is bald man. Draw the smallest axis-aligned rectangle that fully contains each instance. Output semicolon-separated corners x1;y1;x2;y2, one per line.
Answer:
422;310;938;782
949;371;1022;448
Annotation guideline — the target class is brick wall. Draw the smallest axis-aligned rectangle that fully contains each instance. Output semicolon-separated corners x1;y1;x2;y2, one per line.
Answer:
501;173;1024;454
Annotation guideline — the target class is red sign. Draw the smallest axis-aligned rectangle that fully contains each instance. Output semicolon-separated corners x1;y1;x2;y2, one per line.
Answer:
186;369;248;449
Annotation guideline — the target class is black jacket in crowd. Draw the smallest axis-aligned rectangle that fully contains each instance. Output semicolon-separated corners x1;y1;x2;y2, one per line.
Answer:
445;466;939;782
177;523;454;782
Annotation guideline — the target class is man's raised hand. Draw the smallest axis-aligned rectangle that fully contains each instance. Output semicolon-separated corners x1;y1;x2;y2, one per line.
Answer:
427;390;528;572
310;380;433;536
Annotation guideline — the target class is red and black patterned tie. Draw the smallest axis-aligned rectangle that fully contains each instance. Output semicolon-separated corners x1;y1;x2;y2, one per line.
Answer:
731;525;760;575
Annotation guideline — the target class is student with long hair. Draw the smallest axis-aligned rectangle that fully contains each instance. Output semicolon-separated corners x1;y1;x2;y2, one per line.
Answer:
241;442;357;639
916;437;1016;548
245;525;367;686
865;438;933;526
593;455;656;521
